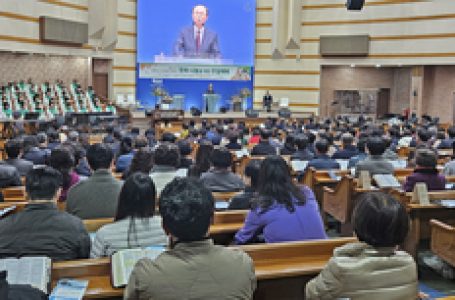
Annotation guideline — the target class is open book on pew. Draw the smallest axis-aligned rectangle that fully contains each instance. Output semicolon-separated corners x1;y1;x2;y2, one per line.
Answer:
111;246;165;288
291;160;308;172
0;256;51;294
389;160;407;169
335;159;349;171
235;148;249;159
433;200;455;208
372;174;401;188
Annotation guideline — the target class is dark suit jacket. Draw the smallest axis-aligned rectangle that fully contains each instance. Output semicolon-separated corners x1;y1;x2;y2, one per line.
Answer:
307;155;340;170
5;158;33;177
263;95;273;106
0;164;21;190
174;26;220;58
438;138;454;149
251;141;276;156
226;142;242;150
331;145;359;160
0;203;90;261
23;147;48;165
291;149;314;161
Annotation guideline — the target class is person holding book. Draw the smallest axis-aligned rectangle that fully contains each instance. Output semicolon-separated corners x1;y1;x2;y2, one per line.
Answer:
90;173;167;258
305;192;418;299
0;167;90;261
124;177;256;300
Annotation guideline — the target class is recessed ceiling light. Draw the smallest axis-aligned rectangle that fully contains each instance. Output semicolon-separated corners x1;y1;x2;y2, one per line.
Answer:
350;64;356;68
375;64;381;68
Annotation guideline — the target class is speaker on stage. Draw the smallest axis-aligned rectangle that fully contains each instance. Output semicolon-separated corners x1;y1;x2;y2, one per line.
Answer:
278;108;291;118
190;107;202;117
346;0;365;10
245;109;259;118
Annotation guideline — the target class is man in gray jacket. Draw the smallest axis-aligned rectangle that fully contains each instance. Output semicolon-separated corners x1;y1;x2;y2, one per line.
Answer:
0;167;90;261
66;143;122;219
200;147;244;192
355;137;394;177
125;178;256;300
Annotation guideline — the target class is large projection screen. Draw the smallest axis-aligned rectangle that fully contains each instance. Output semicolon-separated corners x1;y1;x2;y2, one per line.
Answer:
137;0;256;112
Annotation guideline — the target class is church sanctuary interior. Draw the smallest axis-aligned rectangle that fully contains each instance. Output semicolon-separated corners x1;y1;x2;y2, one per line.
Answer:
3;0;455;299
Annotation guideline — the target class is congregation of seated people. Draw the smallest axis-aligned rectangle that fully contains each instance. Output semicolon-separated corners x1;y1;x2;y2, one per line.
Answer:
0;114;454;299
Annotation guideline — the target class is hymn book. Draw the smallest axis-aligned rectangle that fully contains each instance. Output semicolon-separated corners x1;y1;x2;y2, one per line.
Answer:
111;247;165;288
372;174;401;189
0;256;51;294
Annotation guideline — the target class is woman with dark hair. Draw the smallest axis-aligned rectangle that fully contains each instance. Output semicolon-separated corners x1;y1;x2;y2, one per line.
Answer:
122;148;154;179
306;192;418;299
188;142;214;178
49;147;80;202
234;156;326;244
90;173;167;258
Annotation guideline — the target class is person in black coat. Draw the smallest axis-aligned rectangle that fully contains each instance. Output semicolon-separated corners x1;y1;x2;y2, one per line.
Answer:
332;133;358;160
263;91;273;112
307;139;340;170
291;135;314;161
251;129;276;156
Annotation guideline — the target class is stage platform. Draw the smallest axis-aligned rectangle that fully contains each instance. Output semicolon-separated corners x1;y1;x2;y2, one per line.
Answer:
182;111;314;119
130;110;314;132
131;110;313;120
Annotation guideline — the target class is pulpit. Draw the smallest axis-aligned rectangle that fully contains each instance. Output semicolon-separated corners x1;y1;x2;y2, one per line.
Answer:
203;94;220;113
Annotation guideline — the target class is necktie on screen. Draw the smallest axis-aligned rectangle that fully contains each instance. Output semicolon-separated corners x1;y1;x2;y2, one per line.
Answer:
196;30;201;52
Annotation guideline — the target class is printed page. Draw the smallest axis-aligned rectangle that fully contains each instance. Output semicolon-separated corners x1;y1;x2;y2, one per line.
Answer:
112;248;165;287
291;160;308;172
0;257;50;293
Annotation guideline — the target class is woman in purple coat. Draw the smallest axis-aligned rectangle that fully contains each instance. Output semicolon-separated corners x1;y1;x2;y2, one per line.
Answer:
403;148;446;192
234;156;326;244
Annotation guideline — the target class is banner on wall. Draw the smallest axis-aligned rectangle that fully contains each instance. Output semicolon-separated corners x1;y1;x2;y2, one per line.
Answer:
139;63;252;81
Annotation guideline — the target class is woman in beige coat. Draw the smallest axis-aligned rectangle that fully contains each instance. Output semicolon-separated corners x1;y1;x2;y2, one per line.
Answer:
306;191;418;300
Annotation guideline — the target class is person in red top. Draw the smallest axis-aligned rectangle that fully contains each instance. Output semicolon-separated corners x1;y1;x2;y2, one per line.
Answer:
249;128;261;144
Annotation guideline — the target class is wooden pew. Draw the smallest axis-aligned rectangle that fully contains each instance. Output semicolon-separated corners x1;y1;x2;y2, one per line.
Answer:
112;172;123;180
83;218;114;232
302;168;350;205
322;175;384;236
430;219;455;268
390;189;455;257
51;237;356;300
2;186;26;202
0;201;66;215
83;210;248;245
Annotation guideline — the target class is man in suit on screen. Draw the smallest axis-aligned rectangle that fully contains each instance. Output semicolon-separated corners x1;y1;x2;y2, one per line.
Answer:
174;5;221;59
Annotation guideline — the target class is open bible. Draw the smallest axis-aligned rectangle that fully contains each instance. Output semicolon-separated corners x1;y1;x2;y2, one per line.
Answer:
0;256;51;294
372;174;401;188
111;247;165;288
